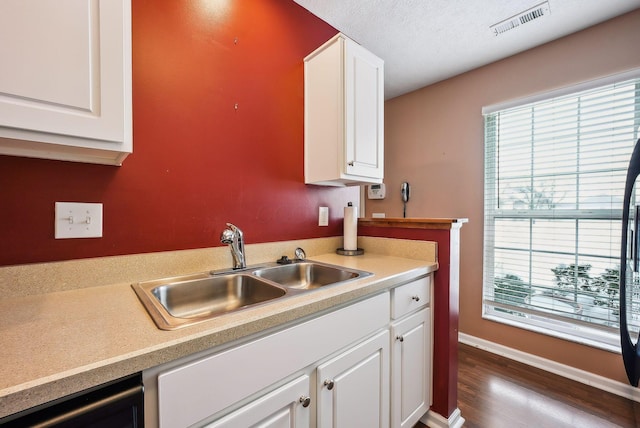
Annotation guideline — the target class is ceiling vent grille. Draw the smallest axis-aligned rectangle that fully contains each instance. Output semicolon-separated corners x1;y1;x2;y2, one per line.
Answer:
490;1;550;36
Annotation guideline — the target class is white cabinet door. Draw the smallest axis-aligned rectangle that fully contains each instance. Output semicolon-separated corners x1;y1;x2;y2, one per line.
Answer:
204;375;311;428
317;330;390;428
0;0;132;165
391;308;431;428
344;39;384;181
304;33;384;186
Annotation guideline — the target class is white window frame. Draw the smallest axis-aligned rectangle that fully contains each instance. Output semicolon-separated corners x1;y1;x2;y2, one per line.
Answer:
482;68;640;353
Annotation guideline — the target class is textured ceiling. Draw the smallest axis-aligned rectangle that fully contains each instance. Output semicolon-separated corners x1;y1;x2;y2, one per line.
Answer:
294;0;640;99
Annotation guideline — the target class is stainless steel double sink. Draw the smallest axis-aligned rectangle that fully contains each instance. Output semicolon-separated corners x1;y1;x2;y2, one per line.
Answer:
132;261;372;330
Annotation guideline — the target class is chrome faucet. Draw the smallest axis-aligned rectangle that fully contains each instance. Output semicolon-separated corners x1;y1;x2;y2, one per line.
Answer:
221;223;246;269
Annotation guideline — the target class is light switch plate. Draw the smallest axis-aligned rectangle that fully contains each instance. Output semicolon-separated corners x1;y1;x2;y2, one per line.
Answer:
319;206;329;226
55;202;103;239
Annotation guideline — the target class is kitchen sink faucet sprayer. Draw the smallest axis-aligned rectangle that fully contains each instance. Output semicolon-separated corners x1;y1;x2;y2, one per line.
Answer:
221;223;246;269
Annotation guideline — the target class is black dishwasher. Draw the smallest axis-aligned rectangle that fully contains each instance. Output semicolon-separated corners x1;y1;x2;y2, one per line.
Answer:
0;373;143;427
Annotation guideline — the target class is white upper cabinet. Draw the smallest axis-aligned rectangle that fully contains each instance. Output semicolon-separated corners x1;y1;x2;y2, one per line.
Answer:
304;33;384;186
0;0;132;165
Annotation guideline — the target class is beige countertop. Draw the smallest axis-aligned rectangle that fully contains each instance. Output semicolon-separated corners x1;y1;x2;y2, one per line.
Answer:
0;249;436;419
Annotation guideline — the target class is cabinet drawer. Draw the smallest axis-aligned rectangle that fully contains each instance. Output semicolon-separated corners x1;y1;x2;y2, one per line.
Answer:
391;275;430;319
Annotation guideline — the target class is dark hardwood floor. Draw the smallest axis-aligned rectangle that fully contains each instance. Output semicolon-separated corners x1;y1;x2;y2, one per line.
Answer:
417;343;640;428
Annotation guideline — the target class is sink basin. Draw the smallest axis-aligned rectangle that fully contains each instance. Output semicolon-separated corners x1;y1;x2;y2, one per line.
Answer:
253;261;369;290
132;261;372;330
152;274;286;317
132;273;286;330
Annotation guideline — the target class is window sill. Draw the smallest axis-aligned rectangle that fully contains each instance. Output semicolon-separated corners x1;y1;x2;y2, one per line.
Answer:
483;312;621;354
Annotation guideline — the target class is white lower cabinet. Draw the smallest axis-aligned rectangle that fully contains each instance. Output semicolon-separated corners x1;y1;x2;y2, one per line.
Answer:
206;330;391;428
147;293;390;428
204;375;311;428
390;275;433;428
391;308;431;428
144;274;433;428
317;330;390;428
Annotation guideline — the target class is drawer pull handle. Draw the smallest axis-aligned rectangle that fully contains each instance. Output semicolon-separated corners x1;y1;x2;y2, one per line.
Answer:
411;295;420;302
324;379;335;390
300;396;311;407
348;161;355;166
397;335;404;342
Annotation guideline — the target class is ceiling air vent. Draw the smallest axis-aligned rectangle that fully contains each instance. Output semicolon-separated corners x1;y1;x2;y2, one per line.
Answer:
490;1;550;36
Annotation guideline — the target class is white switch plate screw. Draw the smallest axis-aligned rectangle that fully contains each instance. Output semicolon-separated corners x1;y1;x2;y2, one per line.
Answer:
319;206;329;226
55;202;103;239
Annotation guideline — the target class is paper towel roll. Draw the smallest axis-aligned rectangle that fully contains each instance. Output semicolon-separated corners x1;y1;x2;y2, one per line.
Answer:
343;203;358;251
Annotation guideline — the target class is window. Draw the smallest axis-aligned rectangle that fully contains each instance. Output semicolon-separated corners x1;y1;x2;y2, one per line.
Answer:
483;71;640;352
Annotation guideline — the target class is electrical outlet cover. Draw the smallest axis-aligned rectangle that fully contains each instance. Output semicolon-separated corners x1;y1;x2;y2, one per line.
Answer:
319;206;329;226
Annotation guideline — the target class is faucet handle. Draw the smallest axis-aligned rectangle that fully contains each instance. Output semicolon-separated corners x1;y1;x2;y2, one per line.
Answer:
226;223;243;237
277;255;293;265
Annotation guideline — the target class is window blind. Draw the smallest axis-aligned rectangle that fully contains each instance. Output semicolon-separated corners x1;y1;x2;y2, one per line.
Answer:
483;73;640;351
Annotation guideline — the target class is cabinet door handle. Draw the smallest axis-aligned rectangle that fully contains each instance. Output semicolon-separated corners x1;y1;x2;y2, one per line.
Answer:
411;295;420;302
347;161;355;166
300;396;311;408
396;335;404;342
323;379;335;390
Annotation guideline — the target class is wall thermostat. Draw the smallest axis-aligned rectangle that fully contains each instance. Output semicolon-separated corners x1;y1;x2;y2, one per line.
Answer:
368;183;386;199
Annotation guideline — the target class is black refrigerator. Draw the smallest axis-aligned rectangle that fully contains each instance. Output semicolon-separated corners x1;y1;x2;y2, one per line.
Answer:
620;137;640;386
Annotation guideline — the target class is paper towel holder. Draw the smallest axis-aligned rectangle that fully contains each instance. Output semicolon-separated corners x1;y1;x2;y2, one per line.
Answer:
337;202;364;256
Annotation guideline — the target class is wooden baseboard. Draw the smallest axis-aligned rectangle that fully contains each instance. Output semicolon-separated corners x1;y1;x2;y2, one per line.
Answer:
459;333;640;403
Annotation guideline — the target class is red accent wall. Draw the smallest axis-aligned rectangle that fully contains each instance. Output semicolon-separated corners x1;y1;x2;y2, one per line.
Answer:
0;0;357;266
359;225;459;419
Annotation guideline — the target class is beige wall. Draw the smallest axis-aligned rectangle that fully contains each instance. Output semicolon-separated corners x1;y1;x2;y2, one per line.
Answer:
368;9;640;383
